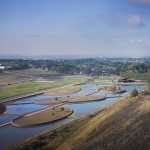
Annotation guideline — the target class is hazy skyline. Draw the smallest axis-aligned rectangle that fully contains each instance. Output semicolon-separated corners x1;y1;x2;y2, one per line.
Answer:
0;0;150;57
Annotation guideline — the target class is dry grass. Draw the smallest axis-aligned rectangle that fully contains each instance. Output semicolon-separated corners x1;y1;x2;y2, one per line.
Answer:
99;85;126;93
43;86;81;96
13;107;72;126
35;96;75;105
35;96;105;105
70;96;105;103
58;92;150;150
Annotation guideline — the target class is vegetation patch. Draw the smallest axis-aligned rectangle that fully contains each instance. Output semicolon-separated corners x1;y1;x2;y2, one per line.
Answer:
35;96;75;105
130;89;138;97
86;76;119;84
99;85;126;93
70;96;106;103
43;86;81;96
18;120;87;150
12;107;73;127
120;72;150;82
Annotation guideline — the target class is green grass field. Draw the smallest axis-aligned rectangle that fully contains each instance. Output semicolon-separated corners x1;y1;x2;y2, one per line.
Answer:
0;77;88;100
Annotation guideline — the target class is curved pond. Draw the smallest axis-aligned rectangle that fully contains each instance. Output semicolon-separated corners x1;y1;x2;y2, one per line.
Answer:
0;84;146;150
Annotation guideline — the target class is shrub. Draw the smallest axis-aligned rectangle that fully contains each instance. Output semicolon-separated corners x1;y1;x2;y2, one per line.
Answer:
130;89;138;97
118;87;121;90
55;97;58;100
148;84;150;91
61;107;64;111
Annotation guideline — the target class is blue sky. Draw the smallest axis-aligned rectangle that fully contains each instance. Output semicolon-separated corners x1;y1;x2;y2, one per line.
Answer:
0;0;150;57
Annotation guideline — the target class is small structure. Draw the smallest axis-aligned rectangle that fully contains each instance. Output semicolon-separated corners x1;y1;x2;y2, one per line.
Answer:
0;65;5;70
118;78;134;83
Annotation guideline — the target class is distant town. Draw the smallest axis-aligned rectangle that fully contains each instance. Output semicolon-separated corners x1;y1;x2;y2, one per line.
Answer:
0;57;150;76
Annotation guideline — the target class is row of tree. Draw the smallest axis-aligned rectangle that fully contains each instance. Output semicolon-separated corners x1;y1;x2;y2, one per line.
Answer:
1;58;150;76
120;72;150;82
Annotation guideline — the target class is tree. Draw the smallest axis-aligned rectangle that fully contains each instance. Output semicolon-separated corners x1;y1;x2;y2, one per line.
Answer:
61;107;64;111
148;84;150;91
130;89;138;97
55;97;58;100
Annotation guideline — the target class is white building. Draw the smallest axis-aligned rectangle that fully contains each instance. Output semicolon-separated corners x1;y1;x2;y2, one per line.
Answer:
0;66;5;70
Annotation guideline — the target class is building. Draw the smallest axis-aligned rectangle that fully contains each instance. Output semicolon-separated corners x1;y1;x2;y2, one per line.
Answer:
0;65;5;70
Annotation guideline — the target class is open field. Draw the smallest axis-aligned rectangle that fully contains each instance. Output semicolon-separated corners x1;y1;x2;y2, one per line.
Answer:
43;86;82;96
19;91;150;150
0;77;88;100
0;69;89;85
0;70;35;85
12;107;73;127
0;69;53;85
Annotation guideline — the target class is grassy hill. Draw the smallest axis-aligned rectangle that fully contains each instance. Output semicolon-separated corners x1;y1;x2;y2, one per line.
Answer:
19;91;150;150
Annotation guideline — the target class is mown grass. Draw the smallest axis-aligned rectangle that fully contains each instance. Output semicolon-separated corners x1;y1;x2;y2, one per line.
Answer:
0;77;88;100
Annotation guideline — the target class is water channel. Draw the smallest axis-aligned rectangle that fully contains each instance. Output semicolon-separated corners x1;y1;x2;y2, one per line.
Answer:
0;84;146;149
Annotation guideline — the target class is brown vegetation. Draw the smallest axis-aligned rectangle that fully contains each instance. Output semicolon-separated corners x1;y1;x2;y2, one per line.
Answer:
43;86;81;96
70;96;106;103
35;95;106;105
99;85;126;93
12;107;73;127
35;96;75;105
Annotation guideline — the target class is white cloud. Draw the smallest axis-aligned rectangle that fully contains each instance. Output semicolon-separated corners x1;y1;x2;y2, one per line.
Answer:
137;39;143;43
129;38;135;42
129;38;143;43
121;15;144;27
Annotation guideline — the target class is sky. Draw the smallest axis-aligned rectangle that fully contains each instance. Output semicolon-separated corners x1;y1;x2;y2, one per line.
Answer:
0;0;150;57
